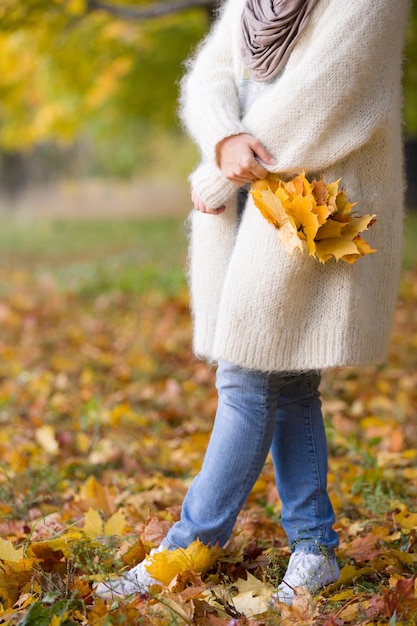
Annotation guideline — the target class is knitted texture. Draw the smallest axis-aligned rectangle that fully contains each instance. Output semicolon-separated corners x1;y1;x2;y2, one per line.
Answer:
181;0;409;372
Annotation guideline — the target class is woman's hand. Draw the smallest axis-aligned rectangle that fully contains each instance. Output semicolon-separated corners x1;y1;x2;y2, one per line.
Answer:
192;189;226;215
215;133;276;185
191;133;275;214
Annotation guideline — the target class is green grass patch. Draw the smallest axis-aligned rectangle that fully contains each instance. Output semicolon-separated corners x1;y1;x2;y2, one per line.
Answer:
0;216;188;296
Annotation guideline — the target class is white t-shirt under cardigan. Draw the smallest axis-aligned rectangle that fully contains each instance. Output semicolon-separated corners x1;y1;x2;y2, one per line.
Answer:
180;0;409;373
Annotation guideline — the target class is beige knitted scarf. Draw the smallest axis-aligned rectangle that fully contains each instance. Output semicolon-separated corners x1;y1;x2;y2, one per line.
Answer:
241;0;319;82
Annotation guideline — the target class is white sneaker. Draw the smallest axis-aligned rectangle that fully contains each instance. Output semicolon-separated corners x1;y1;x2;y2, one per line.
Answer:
271;551;340;606
95;547;163;600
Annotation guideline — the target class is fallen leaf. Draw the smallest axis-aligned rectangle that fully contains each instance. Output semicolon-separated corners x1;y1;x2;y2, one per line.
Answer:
35;425;59;456
149;592;195;623
278;586;319;624
121;538;146;567
77;476;116;517
393;503;417;533
330;589;355;601
344;534;381;563
104;509;126;536
0;537;24;563
82;508;103;539
146;540;222;586
29;537;72;560
333;563;372;587
232;572;274;617
383;575;417;618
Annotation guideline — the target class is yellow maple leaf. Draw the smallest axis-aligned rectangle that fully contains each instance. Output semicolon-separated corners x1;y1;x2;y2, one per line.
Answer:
250;173;376;265
104;509;126;536
331;589;355;601
145;540;222;586
315;238;360;263
78;476;115;517
0;538;24;563
354;235;377;256
341;236;377;265
314;203;332;226
82;508;103;538
342;214;377;241
274;187;314;251
251;183;288;228
82;507;126;538
335;188;356;214
325;178;342;210
334;563;372;587
277;219;305;258
316;219;346;240
290;197;320;255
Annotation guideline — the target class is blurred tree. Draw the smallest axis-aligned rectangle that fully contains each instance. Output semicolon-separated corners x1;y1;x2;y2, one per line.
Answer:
0;0;212;150
87;0;214;19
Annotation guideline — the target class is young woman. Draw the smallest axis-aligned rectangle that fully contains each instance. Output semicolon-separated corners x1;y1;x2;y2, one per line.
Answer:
97;0;409;605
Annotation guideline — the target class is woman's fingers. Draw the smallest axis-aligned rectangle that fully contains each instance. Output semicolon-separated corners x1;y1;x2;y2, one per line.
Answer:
216;133;276;184
198;205;226;214
249;137;276;167
191;190;226;214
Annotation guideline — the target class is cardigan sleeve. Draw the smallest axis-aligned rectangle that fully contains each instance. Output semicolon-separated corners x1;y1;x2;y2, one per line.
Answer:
188;161;237;209
240;0;409;176
179;0;246;163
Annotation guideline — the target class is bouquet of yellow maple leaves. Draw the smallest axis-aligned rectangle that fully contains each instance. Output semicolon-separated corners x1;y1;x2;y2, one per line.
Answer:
250;172;376;265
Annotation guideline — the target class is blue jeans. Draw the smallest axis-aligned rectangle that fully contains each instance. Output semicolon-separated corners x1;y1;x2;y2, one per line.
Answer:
163;361;339;554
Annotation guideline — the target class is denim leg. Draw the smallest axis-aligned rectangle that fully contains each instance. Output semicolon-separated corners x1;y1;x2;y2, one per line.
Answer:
163;364;338;553
270;372;339;554
164;360;279;548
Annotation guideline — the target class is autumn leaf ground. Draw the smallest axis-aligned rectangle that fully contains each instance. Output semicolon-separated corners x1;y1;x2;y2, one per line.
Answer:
0;212;417;625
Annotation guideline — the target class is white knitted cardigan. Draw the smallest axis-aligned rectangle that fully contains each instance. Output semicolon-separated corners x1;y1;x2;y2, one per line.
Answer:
180;0;409;373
